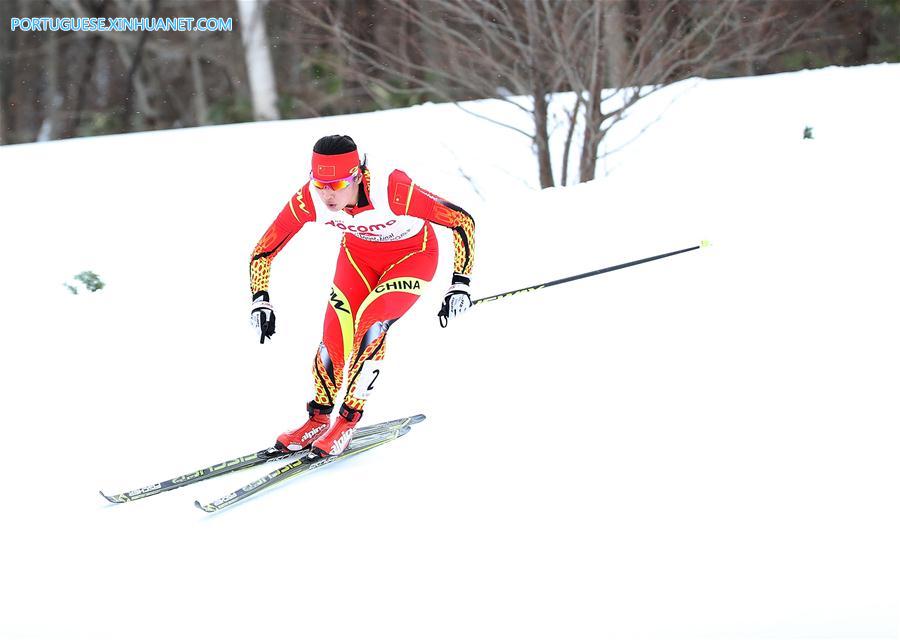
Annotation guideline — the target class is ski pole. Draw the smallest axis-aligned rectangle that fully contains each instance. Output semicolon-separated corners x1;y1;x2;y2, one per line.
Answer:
438;242;707;327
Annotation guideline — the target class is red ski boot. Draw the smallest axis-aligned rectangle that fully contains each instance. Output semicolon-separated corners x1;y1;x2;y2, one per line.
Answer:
311;404;362;457
275;402;333;451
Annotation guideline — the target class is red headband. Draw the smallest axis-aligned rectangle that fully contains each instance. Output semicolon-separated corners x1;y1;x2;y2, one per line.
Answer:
311;150;360;181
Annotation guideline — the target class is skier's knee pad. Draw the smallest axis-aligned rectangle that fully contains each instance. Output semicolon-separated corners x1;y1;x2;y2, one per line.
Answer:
358;319;396;354
317;341;336;378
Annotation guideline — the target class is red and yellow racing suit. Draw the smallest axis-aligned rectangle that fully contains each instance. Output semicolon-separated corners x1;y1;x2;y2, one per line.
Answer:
250;166;475;417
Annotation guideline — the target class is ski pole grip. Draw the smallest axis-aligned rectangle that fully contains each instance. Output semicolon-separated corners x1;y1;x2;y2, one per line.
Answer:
438;297;450;328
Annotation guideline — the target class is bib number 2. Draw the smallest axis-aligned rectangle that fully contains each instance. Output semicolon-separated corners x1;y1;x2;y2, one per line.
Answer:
354;360;383;399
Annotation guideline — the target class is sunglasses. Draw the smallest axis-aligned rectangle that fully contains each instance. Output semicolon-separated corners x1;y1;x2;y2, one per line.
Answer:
310;174;355;191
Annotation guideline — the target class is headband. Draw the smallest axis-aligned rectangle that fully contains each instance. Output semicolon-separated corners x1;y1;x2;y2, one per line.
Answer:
311;149;360;181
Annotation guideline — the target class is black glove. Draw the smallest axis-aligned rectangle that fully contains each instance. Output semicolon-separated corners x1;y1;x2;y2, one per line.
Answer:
438;274;472;328
250;291;276;343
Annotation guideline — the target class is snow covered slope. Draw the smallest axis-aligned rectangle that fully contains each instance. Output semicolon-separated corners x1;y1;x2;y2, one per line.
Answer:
0;64;897;640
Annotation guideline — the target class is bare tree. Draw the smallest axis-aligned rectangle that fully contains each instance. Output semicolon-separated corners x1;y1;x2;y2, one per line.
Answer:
565;0;819;182
290;0;835;188
0;0;18;144
54;0;107;138
604;1;629;88
236;0;279;120
120;0;160;130
33;0;249;137
36;25;63;142
0;0;881;147
187;31;210;125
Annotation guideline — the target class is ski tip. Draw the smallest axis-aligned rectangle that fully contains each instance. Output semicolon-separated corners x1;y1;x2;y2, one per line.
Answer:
194;500;215;513
99;490;123;504
409;413;426;423
699;239;712;248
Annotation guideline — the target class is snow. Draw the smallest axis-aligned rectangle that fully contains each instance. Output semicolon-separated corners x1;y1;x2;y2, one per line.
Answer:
0;64;898;640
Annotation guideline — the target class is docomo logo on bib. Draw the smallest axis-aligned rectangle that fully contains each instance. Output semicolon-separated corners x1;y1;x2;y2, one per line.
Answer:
325;219;397;234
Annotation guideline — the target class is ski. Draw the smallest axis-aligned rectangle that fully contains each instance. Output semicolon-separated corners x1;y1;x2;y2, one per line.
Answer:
195;416;419;513
100;414;424;504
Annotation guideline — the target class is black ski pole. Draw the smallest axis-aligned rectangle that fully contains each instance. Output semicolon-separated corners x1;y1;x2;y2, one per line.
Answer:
438;242;707;327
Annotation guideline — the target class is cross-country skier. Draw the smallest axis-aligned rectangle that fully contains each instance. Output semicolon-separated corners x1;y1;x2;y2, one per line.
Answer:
249;135;476;457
